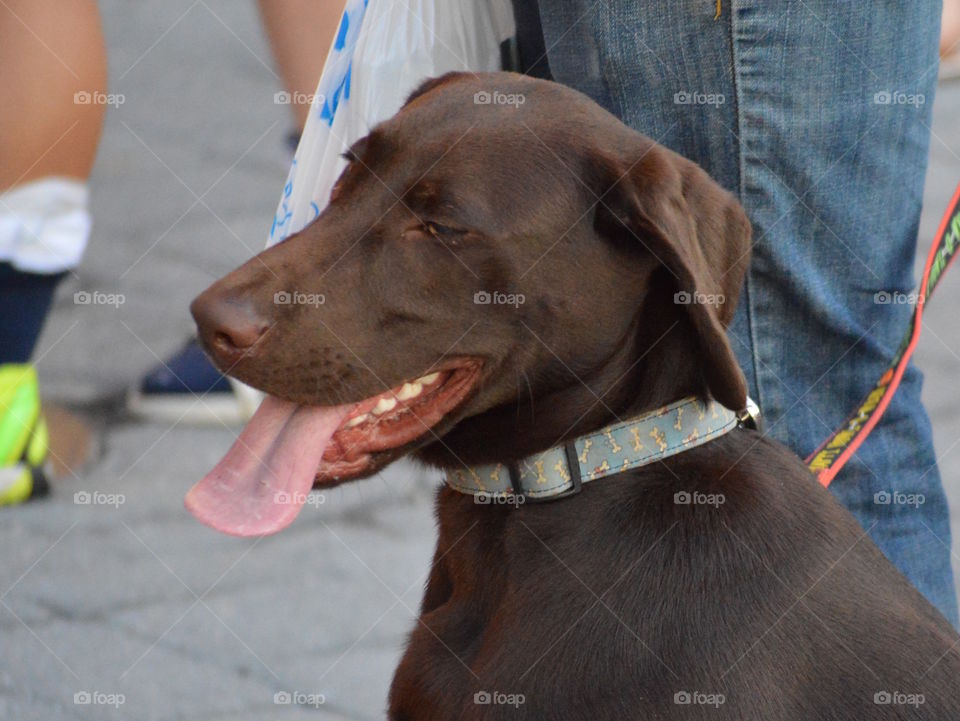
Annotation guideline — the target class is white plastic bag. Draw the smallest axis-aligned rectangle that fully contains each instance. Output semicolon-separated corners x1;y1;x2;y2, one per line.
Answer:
267;0;514;246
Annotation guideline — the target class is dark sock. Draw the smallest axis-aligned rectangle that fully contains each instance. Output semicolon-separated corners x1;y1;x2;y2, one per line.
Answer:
0;263;67;364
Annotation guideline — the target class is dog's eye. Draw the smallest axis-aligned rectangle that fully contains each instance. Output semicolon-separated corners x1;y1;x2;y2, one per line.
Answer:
423;222;458;237
403;222;467;245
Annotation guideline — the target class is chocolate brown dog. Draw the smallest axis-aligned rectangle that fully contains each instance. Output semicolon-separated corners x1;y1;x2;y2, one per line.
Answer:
188;72;960;719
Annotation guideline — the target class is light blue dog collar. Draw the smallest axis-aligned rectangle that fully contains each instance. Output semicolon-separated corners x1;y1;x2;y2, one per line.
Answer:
444;396;761;502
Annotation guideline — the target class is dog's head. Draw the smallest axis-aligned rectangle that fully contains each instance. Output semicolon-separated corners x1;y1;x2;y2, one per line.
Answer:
186;72;750;535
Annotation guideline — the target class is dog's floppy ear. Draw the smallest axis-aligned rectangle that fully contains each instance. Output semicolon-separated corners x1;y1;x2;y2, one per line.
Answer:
592;142;751;411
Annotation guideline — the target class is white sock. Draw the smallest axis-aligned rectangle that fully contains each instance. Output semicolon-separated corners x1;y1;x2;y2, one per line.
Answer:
0;177;91;273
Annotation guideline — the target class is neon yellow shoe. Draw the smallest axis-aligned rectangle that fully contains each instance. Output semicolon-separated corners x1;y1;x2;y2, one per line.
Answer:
0;364;51;505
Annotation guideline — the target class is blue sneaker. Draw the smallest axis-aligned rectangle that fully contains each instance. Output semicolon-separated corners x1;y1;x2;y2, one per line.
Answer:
127;338;262;425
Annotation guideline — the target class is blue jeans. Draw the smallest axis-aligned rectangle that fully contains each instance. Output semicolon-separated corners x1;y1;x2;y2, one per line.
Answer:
535;0;958;625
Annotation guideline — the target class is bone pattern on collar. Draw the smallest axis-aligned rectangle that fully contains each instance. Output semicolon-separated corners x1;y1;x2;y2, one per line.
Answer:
444;397;742;500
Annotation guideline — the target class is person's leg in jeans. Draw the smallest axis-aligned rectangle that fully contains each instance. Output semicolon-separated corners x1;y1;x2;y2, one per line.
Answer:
531;0;958;624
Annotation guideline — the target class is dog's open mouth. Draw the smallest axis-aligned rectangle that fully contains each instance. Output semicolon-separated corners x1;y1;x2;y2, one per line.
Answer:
185;359;482;537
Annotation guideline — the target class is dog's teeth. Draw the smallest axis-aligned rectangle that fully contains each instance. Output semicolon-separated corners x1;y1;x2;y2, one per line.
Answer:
344;414;369;428
372;397;398;415
397;382;423;400
416;372;440;386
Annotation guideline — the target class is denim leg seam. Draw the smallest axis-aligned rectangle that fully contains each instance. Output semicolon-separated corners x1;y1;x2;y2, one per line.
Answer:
726;0;763;409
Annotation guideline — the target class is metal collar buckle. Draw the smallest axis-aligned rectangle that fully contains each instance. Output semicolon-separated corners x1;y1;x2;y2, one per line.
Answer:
737;397;764;432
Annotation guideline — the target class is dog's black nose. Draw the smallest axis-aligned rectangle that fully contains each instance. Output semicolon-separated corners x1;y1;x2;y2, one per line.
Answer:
191;290;269;365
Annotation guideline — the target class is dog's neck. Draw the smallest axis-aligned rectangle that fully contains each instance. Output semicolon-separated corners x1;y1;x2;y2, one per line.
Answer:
417;297;707;469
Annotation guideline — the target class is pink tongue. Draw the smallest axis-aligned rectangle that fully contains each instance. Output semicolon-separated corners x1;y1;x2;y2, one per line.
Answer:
185;396;349;536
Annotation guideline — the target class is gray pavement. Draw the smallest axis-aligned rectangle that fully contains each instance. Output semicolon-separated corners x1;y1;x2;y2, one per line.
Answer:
3;2;960;719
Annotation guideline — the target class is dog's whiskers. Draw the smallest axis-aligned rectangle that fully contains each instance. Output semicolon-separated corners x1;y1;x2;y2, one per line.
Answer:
521;369;535;423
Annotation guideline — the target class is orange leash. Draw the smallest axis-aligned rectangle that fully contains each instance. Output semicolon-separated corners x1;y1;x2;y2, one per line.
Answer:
806;182;960;486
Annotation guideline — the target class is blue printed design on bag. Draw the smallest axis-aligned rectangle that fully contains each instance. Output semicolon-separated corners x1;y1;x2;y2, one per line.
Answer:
270;163;296;241
334;12;349;50
320;68;350;127
314;2;365;128
268;0;368;244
